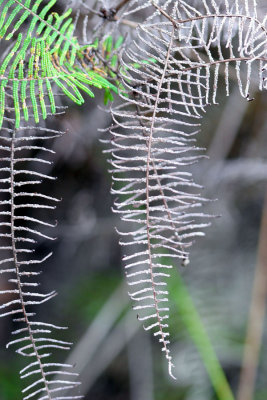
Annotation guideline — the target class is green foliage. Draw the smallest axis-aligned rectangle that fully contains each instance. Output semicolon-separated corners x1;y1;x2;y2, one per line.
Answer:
0;0;118;128
0;0;77;52
0;363;23;400
0;0;157;126
70;272;121;322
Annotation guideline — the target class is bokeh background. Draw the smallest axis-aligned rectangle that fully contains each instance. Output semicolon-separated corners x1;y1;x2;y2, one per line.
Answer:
0;1;266;399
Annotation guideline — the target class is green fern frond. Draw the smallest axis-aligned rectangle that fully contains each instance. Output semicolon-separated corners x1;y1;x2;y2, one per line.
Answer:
0;0;81;66
0;32;116;128
0;0;55;39
0;0;121;128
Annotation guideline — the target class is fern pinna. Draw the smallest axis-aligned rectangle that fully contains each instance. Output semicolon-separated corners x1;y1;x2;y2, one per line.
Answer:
106;0;267;377
0;0;117;129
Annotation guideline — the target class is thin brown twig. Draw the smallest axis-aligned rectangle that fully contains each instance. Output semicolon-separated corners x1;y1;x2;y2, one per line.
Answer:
115;0;132;14
90;0;136;27
237;186;267;400
113;16;138;28
151;1;178;27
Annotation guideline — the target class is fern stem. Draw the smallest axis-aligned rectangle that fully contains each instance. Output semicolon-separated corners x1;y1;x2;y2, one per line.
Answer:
172;272;235;400
145;26;175;378
114;0;131;13
10;129;53;400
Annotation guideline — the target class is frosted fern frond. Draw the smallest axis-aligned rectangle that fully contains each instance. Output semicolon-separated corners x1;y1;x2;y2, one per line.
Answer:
105;0;267;378
0;111;81;399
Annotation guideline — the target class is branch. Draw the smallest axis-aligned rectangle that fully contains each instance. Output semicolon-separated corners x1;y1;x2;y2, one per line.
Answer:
115;0;132;14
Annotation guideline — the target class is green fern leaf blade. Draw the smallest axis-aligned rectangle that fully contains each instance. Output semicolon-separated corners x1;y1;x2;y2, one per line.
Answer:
114;36;124;50
86;70;117;92
7;38;22;129
0;0;15;34
36;12;53;41
111;54;118;69
45;78;56;113
58;25;77;66
0;2;22;37
0;31;22;75
0;0;78;61
35;0;57;35
27;36;36;77
38;78;47;119
0;2;119;129
9;35;31;77
46;12;72;47
51;18;73;53
30;79;39;123
53;76;84;105
18;38;31;122
103;36;113;59
13;79;20;128
40;39;47;73
5;0;31;40
34;41;42;78
67;74;94;98
0;78;7;127
69;43;78;66
41;43;56;114
27;0;47;37
21;79;29;121
104;88;114;105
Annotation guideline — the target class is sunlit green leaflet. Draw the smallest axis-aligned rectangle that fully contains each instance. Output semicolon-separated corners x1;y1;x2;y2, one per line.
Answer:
0;0;78;61
0;0;156;127
0;0;106;70
0;0;121;128
0;33;116;128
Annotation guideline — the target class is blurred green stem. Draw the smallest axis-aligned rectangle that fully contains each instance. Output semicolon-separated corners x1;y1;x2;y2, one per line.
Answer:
172;272;235;400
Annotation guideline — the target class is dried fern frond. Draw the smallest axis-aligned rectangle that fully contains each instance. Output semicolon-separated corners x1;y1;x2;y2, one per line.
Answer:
105;0;267;377
0;111;82;399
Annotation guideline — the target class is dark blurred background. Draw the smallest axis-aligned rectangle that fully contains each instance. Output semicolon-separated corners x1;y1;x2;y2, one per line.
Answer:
0;1;266;400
